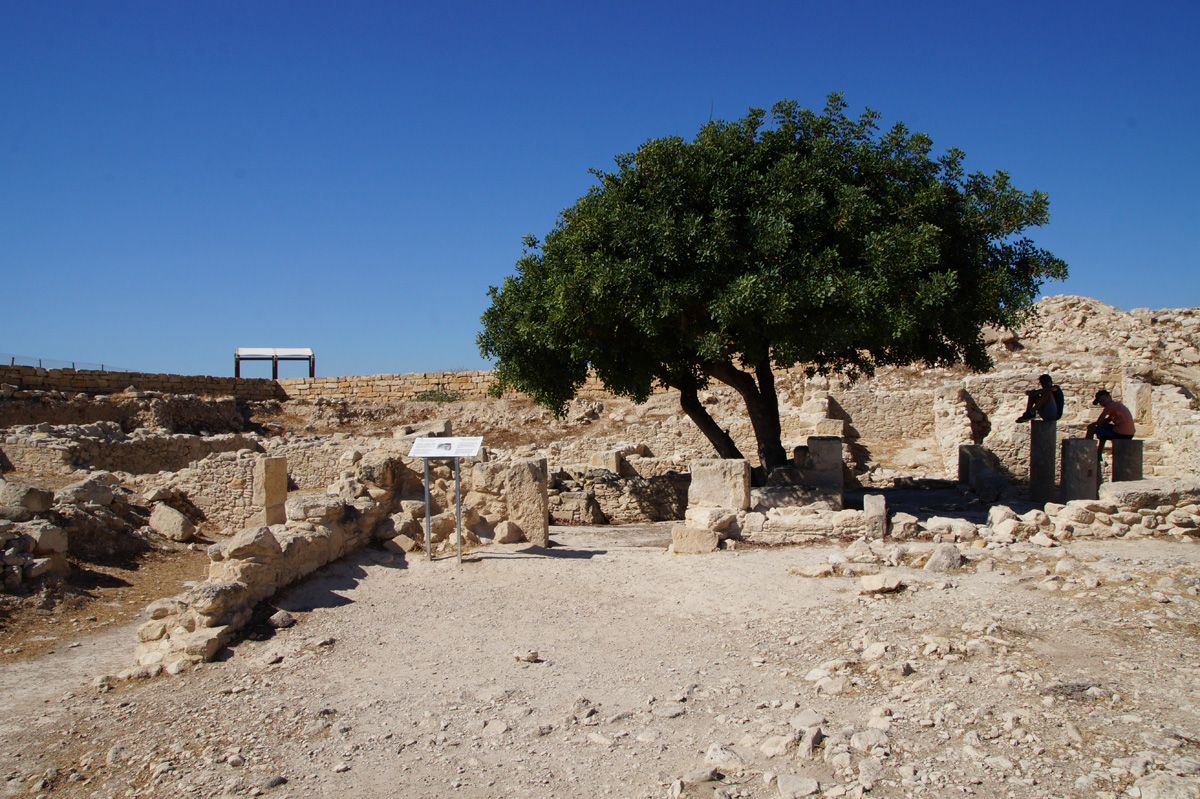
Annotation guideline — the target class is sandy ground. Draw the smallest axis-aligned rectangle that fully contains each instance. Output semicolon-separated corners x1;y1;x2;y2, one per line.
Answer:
2;525;1200;799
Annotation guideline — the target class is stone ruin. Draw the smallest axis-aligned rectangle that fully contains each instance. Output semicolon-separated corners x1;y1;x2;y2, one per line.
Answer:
2;294;1200;678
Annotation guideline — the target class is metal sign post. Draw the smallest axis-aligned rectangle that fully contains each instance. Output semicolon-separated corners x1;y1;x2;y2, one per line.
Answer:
407;437;483;565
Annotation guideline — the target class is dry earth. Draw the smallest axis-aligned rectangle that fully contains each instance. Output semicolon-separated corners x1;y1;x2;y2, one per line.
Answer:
3;523;1199;799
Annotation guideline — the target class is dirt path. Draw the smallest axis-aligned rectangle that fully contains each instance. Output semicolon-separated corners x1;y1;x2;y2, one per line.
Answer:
2;528;1199;799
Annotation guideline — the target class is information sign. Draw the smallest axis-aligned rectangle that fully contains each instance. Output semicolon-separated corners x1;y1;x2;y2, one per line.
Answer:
407;437;483;459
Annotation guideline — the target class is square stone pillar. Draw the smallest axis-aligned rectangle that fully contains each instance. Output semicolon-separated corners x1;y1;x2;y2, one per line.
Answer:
863;494;887;539
1060;439;1098;502
1028;420;1057;503
958;444;987;484
794;436;843;492
253;456;288;525
1112;439;1144;482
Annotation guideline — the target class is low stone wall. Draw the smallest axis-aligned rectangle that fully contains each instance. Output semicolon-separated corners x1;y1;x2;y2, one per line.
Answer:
0;423;261;477
160;451;262;531
276;371;648;403
262;436;366;491
0;365;284;401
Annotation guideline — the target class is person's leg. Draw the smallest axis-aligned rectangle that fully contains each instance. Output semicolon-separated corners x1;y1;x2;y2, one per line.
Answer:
1018;389;1042;421
1095;424;1117;455
1037;397;1058;421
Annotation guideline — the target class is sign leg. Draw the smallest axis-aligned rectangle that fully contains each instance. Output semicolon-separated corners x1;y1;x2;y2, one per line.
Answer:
424;459;433;561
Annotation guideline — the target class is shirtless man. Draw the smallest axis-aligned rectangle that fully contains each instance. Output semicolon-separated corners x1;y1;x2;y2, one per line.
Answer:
1086;389;1135;454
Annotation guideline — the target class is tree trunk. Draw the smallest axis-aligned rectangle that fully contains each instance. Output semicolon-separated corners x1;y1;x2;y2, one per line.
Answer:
706;360;790;473
675;379;745;461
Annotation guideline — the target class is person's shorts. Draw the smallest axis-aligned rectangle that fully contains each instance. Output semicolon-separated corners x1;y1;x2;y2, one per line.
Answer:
1037;400;1059;421
1095;422;1134;441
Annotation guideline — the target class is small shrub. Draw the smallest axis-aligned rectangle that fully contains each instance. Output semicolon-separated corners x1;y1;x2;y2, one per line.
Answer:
414;387;464;403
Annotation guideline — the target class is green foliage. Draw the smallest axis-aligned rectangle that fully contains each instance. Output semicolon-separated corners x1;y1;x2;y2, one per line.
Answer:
414;386;464;403
478;94;1067;465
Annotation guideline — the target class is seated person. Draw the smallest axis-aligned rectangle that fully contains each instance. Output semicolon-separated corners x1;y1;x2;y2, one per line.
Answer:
1086;389;1135;454
1016;374;1062;422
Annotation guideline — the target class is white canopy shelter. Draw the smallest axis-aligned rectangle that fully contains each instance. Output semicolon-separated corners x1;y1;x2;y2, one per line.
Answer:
234;347;315;378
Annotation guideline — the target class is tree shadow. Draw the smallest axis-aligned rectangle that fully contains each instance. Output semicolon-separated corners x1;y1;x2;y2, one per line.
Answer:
463;544;605;562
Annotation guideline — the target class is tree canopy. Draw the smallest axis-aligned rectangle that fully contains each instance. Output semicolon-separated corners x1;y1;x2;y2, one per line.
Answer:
478;94;1068;474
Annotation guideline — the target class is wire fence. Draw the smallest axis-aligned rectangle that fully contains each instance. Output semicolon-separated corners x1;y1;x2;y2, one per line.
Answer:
1;352;134;373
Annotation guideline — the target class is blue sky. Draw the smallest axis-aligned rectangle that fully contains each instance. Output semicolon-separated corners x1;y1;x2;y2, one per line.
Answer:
2;1;1197;378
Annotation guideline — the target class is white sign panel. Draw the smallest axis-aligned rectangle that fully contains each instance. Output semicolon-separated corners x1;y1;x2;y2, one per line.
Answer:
408;437;483;458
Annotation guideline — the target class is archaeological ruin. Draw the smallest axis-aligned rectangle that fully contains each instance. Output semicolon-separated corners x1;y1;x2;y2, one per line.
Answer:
2;295;1198;678
3;294;1200;799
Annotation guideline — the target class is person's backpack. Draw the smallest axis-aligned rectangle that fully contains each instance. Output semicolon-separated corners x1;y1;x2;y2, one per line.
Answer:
1051;386;1065;420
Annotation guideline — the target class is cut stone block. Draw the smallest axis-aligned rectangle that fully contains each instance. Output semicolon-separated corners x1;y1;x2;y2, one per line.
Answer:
671;524;718;554
688;459;751;510
863;494;887;539
1112;439;1144;482
1061;439;1099;501
1029;420;1057;503
254;456;288;525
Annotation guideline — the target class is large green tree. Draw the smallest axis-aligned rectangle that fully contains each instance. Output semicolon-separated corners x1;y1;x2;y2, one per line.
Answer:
478;95;1067;475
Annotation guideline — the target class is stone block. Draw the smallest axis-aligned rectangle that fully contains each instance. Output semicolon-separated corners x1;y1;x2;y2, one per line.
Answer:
1112;439;1144;482
1061;439;1099;501
1028;420;1057;503
863;494;887;539
588;450;624;475
220;526;283;561
750;485;842;512
684;507;737;531
688;459;751;510
506;458;549;547
150;503;196;542
0;481;53;512
285;493;346;524
253;456;288;507
957;444;989;484
493;520;522;544
55;477;114;506
671;524;718;554
923;542;963;571
793;436;843;491
25;520;68;554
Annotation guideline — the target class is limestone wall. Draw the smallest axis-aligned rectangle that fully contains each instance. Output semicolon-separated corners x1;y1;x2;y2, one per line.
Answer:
0;424;261;477
262;436;365;491
161;451;261;531
0;365;284;401
1147;385;1200;477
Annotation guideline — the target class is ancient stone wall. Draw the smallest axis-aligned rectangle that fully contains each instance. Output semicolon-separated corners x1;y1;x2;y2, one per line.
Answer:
0;365;284;401
0;424;261;476
161;451;261;531
1148;385;1200;477
276;371;663;403
262;436;364;491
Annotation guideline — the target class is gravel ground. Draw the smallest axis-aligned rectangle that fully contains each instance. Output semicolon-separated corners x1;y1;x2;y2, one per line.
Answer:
2;524;1200;799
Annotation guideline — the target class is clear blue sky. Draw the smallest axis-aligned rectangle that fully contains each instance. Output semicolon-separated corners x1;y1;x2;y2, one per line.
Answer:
3;1;1197;378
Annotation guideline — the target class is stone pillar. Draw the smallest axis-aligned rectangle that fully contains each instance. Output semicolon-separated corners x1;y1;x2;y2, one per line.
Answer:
1060;439;1098;502
863;494;887;539
1112;439;1144;482
1028;420;1057;503
253;456;288;525
958;444;987;484
794;436;843;492
506;458;549;547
